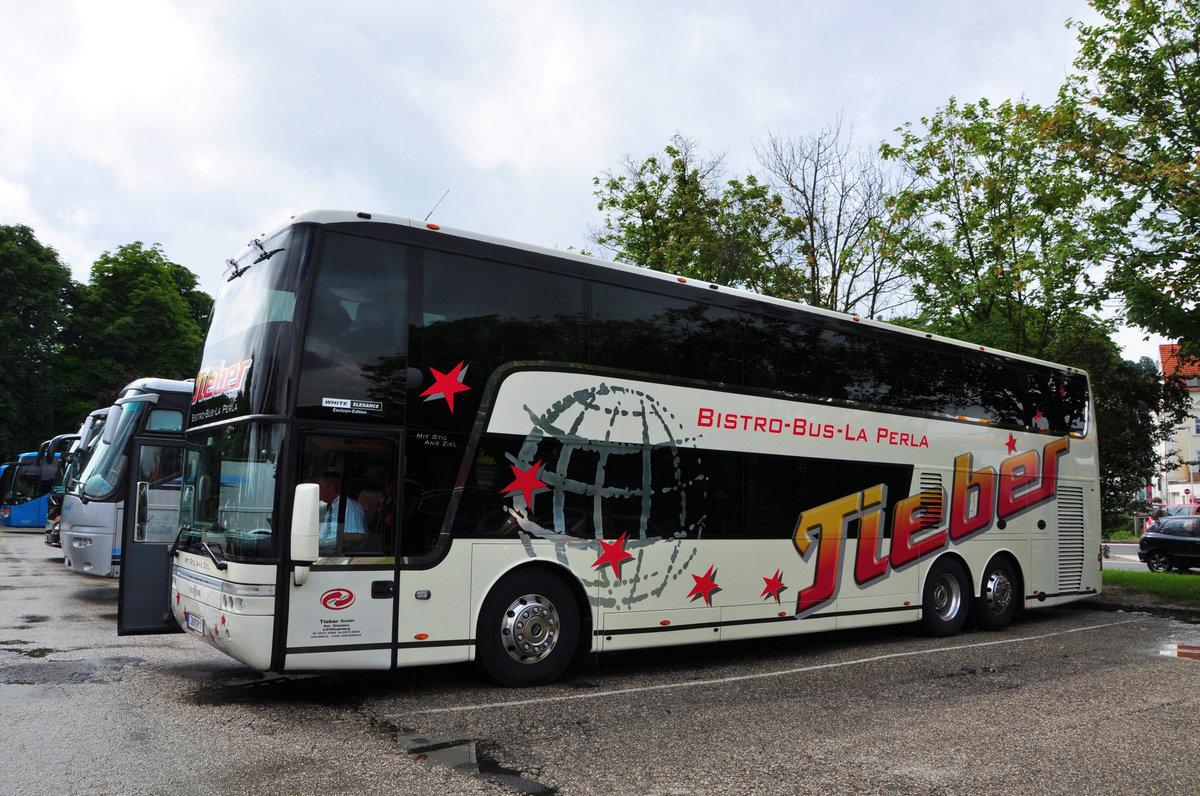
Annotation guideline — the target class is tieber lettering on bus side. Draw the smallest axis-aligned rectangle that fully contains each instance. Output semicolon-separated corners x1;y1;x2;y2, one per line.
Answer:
791;436;1070;615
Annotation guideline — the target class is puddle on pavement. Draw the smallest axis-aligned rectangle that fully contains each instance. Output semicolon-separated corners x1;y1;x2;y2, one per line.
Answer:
0;654;146;685
73;587;118;603
0;643;55;659
377;722;556;795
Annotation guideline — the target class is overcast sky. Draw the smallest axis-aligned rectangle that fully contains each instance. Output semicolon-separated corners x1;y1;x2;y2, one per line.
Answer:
0;0;1168;362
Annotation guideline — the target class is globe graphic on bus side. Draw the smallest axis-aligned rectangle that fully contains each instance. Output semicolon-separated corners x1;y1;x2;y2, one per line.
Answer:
508;381;708;542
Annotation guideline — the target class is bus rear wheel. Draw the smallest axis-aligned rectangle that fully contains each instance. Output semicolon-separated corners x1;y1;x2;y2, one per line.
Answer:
921;557;970;637
973;557;1018;630
476;569;579;687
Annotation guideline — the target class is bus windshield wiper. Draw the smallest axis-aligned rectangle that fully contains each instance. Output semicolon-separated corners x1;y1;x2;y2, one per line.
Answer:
252;239;285;263
200;541;229;570
224;258;251;281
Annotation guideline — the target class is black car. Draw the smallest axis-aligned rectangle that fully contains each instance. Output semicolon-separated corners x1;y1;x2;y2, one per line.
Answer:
1139;515;1200;572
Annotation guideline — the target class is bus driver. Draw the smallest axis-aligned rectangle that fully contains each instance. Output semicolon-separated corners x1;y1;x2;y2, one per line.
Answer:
316;470;366;555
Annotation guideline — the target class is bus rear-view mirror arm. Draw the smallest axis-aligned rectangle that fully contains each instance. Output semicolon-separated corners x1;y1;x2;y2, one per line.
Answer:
291;483;320;586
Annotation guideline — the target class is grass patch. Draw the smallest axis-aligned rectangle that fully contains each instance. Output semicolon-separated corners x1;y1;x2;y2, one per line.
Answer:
1102;569;1200;610
1105;529;1140;541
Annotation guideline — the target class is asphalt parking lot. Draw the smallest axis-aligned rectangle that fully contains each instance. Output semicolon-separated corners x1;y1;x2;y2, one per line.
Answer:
4;531;1200;796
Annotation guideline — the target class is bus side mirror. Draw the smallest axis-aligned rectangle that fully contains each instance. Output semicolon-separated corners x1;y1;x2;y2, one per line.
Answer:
101;407;123;444
291;483;320;586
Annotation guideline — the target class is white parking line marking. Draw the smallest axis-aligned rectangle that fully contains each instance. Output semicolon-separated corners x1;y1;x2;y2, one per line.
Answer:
413;619;1138;715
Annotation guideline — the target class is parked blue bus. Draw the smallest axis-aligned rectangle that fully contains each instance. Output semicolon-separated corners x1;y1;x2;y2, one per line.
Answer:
0;450;61;530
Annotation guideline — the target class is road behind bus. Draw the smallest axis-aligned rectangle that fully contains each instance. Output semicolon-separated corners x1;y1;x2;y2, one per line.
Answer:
4;533;1199;796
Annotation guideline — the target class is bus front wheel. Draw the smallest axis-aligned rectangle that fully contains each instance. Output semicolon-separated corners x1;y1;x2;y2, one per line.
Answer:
921;558;970;637
476;569;579;687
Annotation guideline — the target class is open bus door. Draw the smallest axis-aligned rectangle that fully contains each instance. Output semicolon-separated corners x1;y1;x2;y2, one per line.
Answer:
118;438;187;634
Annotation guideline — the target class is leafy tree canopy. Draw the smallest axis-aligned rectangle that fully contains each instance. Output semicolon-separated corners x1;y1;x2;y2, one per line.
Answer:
880;97;1128;361
0;225;74;457
589;134;804;301
1054;0;1200;351
57;241;211;422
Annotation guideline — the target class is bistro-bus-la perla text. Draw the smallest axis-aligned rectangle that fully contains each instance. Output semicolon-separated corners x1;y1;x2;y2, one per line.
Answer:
117;210;1101;686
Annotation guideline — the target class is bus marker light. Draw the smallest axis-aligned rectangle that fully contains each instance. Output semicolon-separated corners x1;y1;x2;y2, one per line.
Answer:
677;277;687;283
426;223;440;230
660;620;671;626
777;611;787;617
414;633;429;640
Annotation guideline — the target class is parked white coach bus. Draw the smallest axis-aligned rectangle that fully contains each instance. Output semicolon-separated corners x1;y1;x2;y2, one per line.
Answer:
118;211;1101;686
61;378;191;577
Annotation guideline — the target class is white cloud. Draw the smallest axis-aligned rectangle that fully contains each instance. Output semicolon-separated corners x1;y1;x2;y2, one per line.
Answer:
7;0;1145;360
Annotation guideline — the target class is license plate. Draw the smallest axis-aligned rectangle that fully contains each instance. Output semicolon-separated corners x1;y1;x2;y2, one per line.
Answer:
186;612;205;634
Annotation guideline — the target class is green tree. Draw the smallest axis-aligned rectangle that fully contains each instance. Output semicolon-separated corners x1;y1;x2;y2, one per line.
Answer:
58;242;211;421
0;225;75;459
1054;0;1200;350
1092;353;1192;525
880;97;1128;360
589;135;803;300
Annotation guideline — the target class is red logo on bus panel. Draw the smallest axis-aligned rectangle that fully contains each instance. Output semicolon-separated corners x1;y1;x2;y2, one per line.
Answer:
320;588;355;610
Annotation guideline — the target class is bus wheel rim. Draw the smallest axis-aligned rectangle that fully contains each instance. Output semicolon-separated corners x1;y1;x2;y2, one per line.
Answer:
983;569;1012;614
933;574;962;620
500;593;560;664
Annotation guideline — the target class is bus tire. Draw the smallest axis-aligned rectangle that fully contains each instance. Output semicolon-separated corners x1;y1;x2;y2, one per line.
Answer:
921;557;970;637
476;569;579;687
973;556;1018;630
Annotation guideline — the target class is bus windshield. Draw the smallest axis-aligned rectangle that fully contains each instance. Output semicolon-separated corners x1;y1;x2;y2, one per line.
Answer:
191;227;305;426
59;413;108;497
178;421;283;561
0;463;21;504
78;400;149;500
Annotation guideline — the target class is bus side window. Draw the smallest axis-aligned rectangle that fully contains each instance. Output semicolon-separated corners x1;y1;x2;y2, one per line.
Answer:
146;409;184;432
300;434;397;561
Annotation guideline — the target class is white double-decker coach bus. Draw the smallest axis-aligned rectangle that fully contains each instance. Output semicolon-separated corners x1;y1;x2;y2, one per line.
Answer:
119;210;1100;686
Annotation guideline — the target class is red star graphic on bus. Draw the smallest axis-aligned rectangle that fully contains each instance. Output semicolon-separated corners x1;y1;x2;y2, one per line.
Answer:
501;460;547;510
687;565;720;606
591;531;635;580
420;361;471;412
1005;433;1018;455
761;569;786;603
